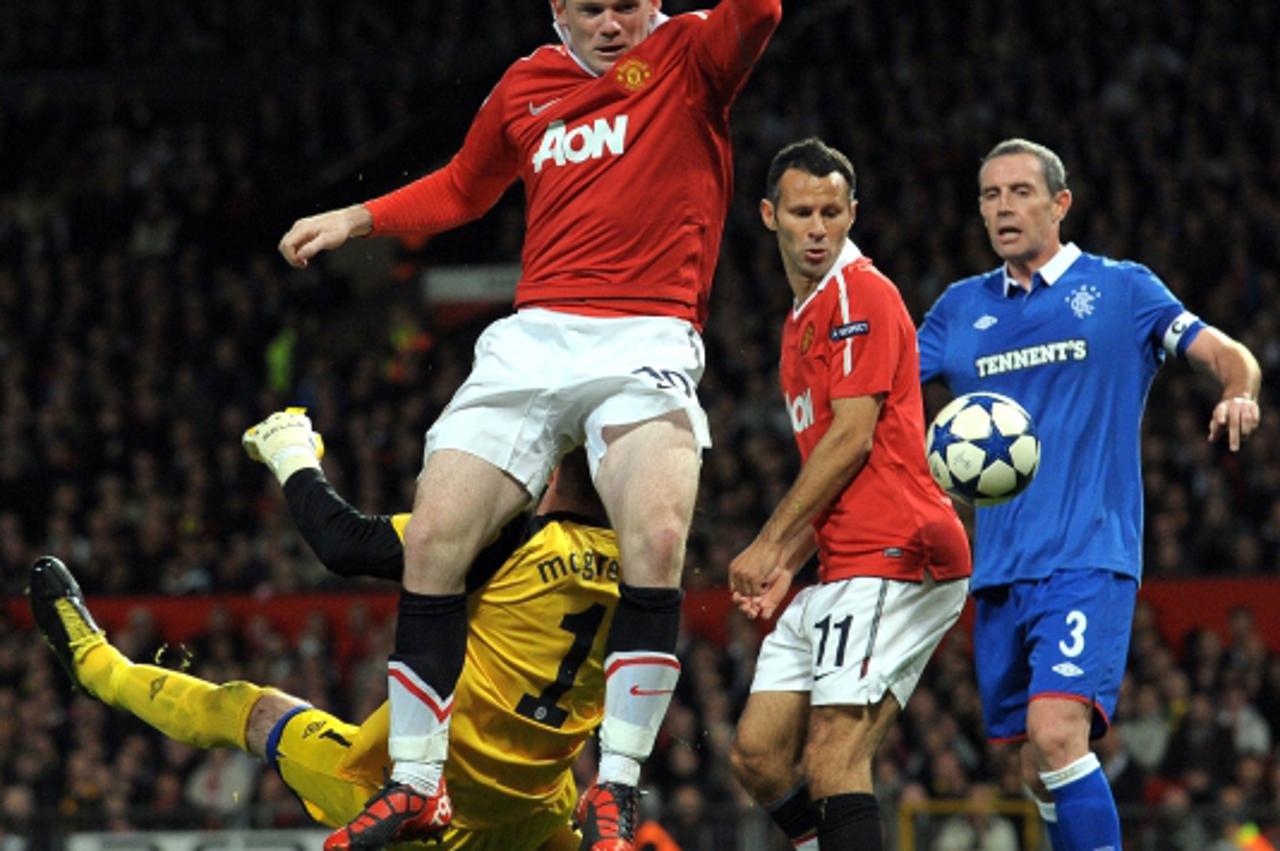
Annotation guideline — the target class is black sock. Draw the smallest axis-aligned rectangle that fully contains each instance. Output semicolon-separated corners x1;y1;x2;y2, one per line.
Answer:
390;590;467;697
814;793;881;851
604;584;683;656
768;784;818;846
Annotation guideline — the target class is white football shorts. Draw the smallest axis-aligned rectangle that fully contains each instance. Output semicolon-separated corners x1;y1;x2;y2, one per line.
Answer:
751;575;969;708
425;308;712;495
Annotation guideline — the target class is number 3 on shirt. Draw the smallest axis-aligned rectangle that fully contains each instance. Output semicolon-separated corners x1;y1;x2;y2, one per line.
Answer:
1058;610;1087;658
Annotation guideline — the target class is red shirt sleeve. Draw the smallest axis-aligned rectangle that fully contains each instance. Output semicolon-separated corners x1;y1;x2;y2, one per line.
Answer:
826;270;900;401
363;79;521;236
691;0;782;100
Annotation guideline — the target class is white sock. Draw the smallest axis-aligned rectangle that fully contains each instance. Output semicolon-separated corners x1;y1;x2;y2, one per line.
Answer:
391;760;444;796
598;651;680;778
597;751;642;787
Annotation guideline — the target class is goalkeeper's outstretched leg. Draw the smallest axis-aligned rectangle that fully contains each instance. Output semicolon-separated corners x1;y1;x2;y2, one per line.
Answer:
26;555;303;756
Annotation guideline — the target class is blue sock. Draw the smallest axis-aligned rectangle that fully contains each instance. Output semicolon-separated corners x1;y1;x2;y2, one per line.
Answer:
1030;795;1066;850
1040;754;1121;851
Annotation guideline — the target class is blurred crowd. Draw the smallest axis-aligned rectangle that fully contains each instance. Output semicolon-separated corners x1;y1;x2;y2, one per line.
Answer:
3;0;1279;847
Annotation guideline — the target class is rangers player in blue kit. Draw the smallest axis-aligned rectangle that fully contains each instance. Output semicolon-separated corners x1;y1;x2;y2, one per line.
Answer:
918;138;1262;851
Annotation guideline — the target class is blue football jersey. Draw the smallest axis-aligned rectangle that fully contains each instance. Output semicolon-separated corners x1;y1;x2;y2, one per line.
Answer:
918;243;1205;590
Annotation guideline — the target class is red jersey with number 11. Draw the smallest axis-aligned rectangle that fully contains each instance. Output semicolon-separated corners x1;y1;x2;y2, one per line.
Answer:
778;242;971;584
364;1;781;330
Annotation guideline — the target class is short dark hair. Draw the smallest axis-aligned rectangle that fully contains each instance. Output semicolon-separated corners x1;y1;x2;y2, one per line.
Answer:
550;448;599;508
765;137;856;206
981;138;1069;195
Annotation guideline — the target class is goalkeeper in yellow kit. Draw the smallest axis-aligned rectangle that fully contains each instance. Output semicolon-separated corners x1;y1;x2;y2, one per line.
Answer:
28;410;620;850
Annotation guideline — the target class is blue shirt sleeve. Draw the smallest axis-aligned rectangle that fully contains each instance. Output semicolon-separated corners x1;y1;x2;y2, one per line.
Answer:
917;289;950;385
1128;262;1206;360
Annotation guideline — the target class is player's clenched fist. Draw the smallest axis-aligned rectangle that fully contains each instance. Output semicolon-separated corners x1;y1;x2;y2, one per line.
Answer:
278;204;374;268
243;408;326;484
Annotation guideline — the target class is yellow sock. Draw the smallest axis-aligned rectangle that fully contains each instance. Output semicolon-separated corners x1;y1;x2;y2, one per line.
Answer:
76;642;265;751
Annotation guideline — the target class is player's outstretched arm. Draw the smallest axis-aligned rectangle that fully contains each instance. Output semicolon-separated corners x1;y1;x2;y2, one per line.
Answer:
244;409;404;581
695;0;782;91
244;410;531;587
1185;327;1263;451
278;204;373;269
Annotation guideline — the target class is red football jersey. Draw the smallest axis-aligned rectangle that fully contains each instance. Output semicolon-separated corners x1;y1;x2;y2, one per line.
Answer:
364;1;781;330
778;242;971;584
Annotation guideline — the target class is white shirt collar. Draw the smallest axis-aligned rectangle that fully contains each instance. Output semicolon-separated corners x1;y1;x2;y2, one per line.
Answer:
792;239;863;318
1003;242;1082;295
553;11;670;78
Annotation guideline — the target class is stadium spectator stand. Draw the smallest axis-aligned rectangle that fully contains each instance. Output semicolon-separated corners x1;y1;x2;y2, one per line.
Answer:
2;1;1278;847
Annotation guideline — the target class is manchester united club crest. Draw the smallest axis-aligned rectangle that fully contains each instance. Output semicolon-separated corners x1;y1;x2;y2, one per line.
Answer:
800;323;815;354
614;57;653;93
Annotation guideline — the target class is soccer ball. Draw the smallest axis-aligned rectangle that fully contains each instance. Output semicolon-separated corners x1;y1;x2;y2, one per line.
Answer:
926;392;1040;506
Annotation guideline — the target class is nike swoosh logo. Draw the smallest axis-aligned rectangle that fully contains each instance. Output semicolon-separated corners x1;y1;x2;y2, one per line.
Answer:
813;671;836;682
629;685;674;697
528;98;561;116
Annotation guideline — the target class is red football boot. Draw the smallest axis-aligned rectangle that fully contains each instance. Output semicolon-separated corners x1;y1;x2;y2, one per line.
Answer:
576;781;639;851
324;778;452;850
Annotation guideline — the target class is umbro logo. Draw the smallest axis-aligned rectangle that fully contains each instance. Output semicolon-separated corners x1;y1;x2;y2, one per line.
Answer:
528;98;561;117
1052;662;1085;678
973;315;998;330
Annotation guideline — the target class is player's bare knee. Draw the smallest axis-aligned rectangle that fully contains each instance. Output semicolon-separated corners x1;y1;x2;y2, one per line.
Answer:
623;516;688;585
244;690;307;758
648;522;688;578
402;511;460;555
730;734;792;801
402;521;480;589
1026;720;1089;771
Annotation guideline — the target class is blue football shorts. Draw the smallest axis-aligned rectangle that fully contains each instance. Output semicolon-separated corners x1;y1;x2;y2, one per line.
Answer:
973;568;1137;742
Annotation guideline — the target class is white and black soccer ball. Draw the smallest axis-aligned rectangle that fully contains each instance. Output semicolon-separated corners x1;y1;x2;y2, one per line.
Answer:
926;392;1040;506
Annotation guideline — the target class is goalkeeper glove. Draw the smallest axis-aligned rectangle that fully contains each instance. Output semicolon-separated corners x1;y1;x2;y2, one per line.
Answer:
242;407;326;484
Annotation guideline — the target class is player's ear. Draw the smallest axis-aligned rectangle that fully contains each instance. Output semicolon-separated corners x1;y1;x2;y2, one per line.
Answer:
848;199;858;230
551;0;567;25
1052;188;1073;224
760;198;777;231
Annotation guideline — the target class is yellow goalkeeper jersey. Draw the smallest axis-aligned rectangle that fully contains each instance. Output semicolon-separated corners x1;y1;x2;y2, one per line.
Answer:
336;513;619;831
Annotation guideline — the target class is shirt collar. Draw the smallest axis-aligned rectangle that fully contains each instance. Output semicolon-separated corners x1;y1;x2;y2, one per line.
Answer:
1003;242;1082;296
793;239;863;318
553;11;669;78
